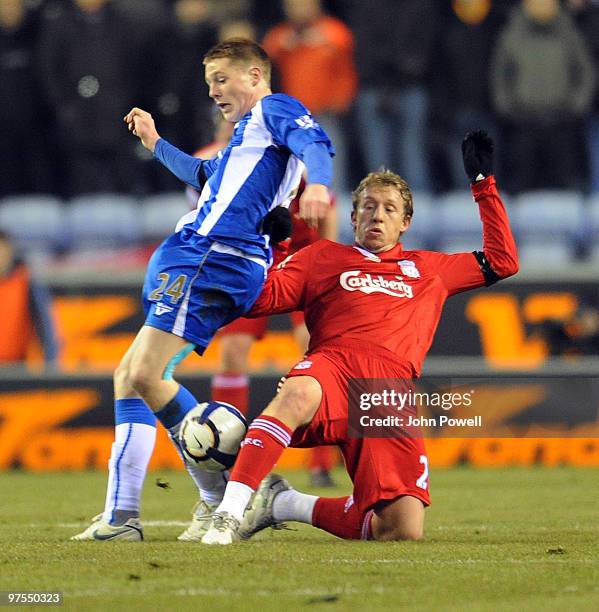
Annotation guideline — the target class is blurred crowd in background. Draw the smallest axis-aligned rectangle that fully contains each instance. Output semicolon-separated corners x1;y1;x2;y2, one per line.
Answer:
1;0;599;263
2;0;599;368
2;0;599;197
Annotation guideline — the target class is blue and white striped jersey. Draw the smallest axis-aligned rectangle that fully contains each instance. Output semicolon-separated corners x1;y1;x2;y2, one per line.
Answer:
175;94;334;260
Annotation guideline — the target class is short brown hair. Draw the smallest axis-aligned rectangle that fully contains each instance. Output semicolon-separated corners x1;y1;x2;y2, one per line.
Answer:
203;38;271;84
352;170;414;222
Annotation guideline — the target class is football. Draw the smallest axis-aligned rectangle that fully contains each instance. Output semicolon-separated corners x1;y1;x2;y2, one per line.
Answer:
179;401;247;471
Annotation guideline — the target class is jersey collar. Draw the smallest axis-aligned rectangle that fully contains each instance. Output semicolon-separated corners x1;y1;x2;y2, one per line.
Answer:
352;242;404;261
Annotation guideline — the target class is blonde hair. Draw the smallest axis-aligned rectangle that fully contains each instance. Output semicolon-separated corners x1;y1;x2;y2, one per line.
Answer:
203;38;271;84
352;170;413;222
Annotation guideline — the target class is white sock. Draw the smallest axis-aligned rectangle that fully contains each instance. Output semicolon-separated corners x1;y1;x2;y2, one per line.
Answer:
273;489;319;524
167;426;227;505
215;481;255;521
185;465;227;506
103;423;156;524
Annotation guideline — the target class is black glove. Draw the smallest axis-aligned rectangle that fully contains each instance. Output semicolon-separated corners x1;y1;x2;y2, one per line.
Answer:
263;206;292;242
461;130;494;183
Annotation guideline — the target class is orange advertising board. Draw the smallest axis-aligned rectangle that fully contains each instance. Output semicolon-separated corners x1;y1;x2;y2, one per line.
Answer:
1;375;598;471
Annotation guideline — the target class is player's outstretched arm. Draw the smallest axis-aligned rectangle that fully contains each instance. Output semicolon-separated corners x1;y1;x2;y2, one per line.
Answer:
124;107;205;189
462;130;518;282
434;131;518;295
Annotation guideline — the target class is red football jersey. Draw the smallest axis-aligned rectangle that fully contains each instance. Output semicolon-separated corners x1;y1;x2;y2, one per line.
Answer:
249;177;518;376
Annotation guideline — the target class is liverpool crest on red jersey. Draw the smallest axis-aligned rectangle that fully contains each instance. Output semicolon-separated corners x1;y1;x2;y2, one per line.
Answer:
398;259;420;278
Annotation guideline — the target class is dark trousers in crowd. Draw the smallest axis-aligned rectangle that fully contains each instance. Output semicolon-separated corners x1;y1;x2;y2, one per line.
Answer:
504;120;587;193
62;145;142;196
0;129;55;197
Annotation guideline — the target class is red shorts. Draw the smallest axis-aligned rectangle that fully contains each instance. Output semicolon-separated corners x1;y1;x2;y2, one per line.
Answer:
219;316;268;340
286;343;430;513
219;312;306;340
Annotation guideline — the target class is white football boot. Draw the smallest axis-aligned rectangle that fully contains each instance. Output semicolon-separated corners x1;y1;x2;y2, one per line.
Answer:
200;512;241;545
70;513;143;541
177;499;218;542
239;473;291;540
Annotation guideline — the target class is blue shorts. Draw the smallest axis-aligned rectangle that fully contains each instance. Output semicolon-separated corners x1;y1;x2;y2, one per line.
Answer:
142;230;266;353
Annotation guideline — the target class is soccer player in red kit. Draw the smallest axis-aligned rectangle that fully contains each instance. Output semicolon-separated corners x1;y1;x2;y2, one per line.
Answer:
202;131;519;544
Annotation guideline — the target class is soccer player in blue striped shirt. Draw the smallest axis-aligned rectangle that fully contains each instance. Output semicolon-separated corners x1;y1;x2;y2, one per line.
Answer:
71;38;334;541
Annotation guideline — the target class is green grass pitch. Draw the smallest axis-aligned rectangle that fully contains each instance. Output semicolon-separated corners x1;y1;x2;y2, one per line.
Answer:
1;467;598;611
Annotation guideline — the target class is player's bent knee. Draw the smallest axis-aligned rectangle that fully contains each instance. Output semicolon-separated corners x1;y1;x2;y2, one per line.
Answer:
266;376;322;428
113;355;139;391
127;362;156;396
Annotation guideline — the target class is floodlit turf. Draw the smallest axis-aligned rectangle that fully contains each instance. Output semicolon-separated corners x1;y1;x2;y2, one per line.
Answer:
1;468;598;611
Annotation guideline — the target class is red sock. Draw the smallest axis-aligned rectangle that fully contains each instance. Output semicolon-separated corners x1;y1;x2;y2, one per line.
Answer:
229;416;293;490
309;446;336;471
312;496;373;540
212;373;249;416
